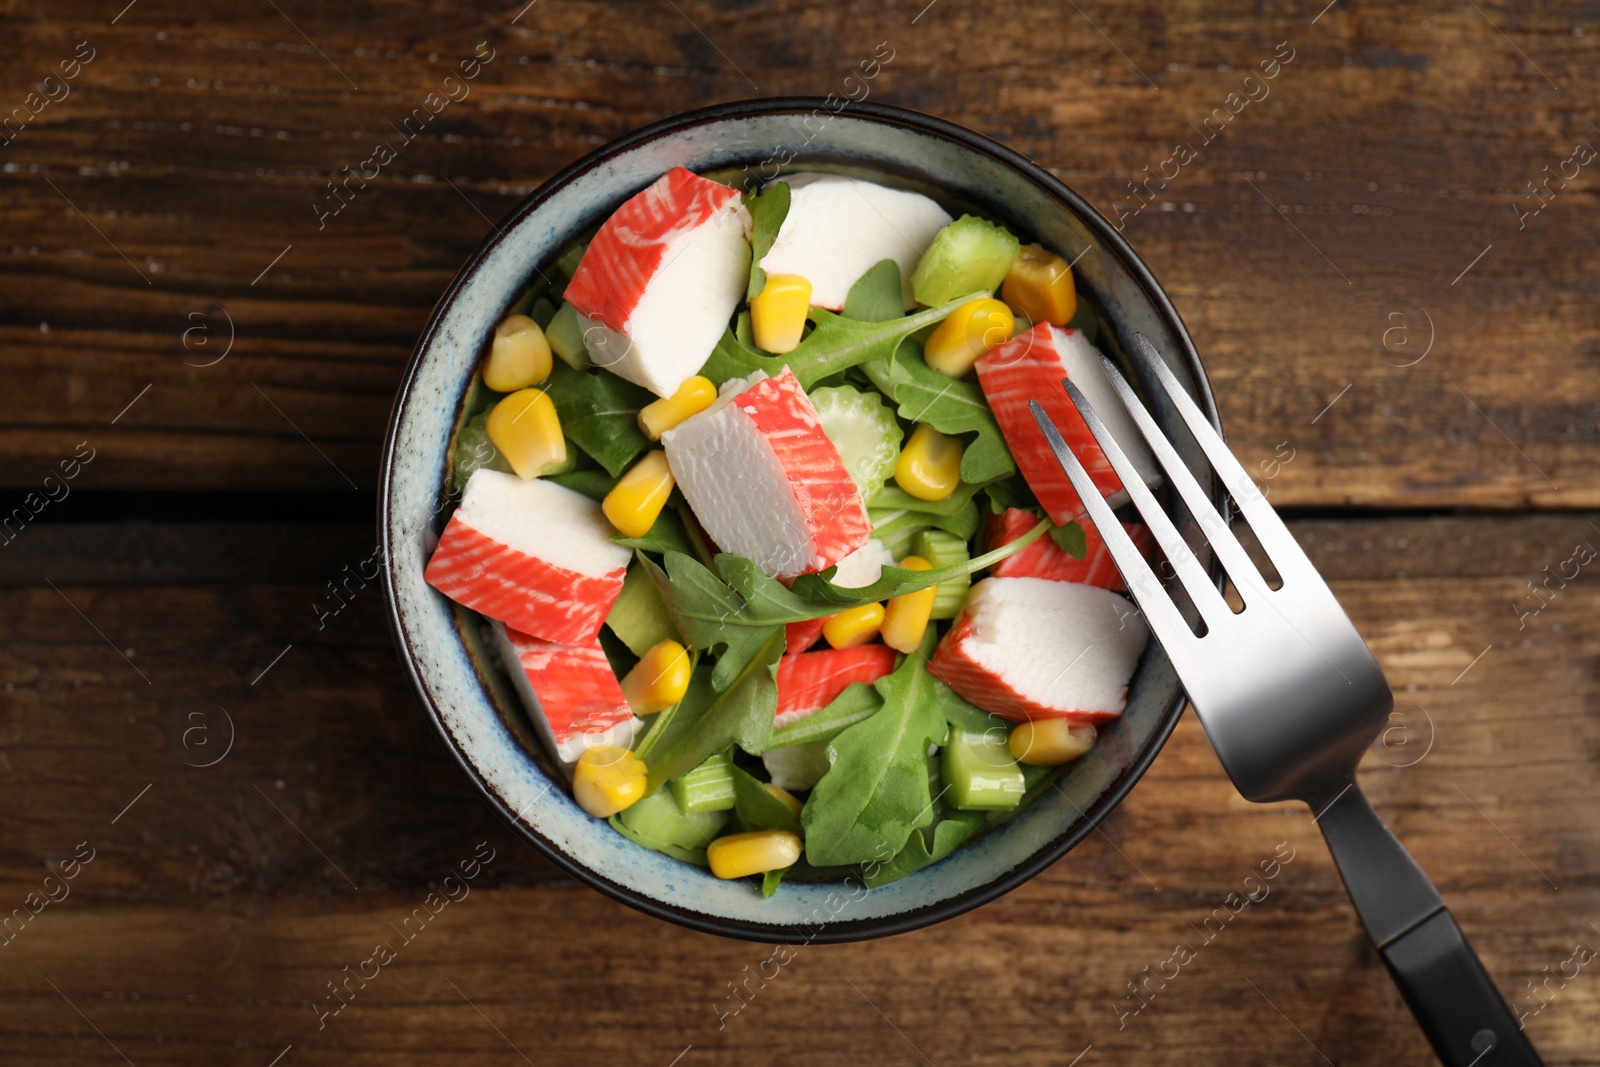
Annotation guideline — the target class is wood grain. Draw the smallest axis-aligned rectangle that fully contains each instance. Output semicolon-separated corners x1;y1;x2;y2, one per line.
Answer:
1;0;1596;501
1;514;1596;1065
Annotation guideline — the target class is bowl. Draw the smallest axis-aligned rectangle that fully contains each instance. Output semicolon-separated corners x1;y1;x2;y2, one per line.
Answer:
380;98;1220;943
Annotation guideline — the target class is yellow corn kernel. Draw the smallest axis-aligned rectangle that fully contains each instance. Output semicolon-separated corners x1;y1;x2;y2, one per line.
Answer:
894;424;964;502
483;314;553;392
707;829;803;879
620;638;691;715
1001;244;1077;327
486;388;567;479
823;602;886;649
1008;719;1097;766
765;783;804;816
923;298;1016;378
638;376;717;440
881;556;936;653
750;273;812;354
571;745;648;817
602;450;675;539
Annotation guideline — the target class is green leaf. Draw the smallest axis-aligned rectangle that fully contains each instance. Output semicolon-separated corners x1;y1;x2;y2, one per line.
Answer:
1049;520;1089;561
861;344;1015;483
981;475;1036;515
864;809;986;888
699;325;772;388
547;468;616;501
611;506;695;557
783;297;976;390
542;362;654;477
801;637;949;868
932;677;1010;735
640;629;784;793
745;182;791;301
842;259;905;322
761;867;790;897
639;552;791;692
868;480;991;517
731;765;802;835
868;499;980;559
766;681;883;750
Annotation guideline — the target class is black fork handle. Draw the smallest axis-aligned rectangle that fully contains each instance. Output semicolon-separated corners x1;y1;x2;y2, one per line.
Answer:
1315;785;1542;1066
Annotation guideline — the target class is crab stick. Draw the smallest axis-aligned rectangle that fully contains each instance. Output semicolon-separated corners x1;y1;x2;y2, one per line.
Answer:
929;577;1148;724
774;645;898;728
662;368;871;578
984;507;1156;591
424;469;630;645
491;623;641;765
976;323;1159;525
563;166;752;397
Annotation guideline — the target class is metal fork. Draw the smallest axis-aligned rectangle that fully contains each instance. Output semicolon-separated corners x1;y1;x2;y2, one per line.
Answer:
1029;335;1542;1067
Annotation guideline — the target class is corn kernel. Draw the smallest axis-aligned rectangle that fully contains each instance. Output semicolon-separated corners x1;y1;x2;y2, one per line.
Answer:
486;388;567;479
1001;244;1077;327
571;745;648;817
894;424;964;502
881;556;936;653
765;783;804;816
638;376;717;440
822;602;886;649
620;639;691;715
923;298;1016;378
750;273;812;354
483;314;553;392
707;829;803;879
602;450;675;539
1008;719;1097;766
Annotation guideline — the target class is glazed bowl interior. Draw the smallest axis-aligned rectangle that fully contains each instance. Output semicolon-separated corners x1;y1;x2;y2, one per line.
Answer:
381;99;1219;943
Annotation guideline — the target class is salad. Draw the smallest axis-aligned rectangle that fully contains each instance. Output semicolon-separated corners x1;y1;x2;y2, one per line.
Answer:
425;165;1155;896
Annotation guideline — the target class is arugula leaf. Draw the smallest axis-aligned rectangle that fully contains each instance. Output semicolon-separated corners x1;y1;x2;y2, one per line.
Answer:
1049;520;1089;561
639;629;784;793
699;325;771;387
547;468;616;501
611;506;695;557
801;637;949;867
731;765;802;835
784;298;974;389
638;552;790;692
933;676;1010;735
761;867;790;897
864;809;986;888
842;259;905;322
745;182;791;301
868;498;981;558
861;344;1015;483
868;480;991;517
980;474;1037;514
766;681;882;750
542;362;654;477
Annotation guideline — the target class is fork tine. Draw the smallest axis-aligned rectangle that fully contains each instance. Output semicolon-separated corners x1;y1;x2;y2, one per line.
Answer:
1128;333;1321;592
1029;401;1208;676
1052;377;1235;628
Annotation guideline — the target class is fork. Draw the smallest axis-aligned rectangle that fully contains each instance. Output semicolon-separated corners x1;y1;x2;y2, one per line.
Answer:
1028;335;1542;1067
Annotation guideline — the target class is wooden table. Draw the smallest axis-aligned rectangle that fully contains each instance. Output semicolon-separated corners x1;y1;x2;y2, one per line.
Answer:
3;1;1597;1063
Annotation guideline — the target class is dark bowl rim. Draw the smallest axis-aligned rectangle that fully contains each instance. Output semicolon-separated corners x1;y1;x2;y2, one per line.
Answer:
379;95;1220;945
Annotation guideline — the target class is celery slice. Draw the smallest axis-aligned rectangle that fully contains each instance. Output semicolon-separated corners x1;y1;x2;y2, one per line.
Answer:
606;565;681;657
911;528;971;620
942;726;1025;811
810;384;903;499
545;302;591;370
671;751;737;814
616;790;726;852
910;215;1020;307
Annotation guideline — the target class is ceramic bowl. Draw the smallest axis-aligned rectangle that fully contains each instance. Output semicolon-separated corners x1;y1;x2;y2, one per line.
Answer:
380;98;1219;943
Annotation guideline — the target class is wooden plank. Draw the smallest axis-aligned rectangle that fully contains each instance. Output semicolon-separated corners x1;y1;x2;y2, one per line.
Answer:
0;1;1596;500
0;513;1595;1063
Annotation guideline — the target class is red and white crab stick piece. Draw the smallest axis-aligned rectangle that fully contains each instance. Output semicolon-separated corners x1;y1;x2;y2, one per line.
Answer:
490;623;641;765
757;173;952;311
976;323;1160;525
424;469;630;646
662;368;872;578
563;166;753;398
929;577;1149;724
773;645;898;729
984;507;1155;591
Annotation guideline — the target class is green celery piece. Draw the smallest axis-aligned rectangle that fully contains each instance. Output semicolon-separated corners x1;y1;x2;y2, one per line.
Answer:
545;302;591;370
611;507;696;557
801;633;948;868
639;629;783;793
932;677;1008;735
606;564;681;657
745;182;791;301
546;468;615;501
449;411;514;493
810;384;902;500
616;790;726;851
608;810;710;866
782;298;976;390
760;867;790;897
671;751;737;814
765;681;882;750
842;259;904;322
911;528;971;620
1049;520;1089;560
943;725;1025;811
868;500;980;559
555;240;587;280
861;344;1015;483
699;326;772;387
910;214;1021;306
730;765;802;835
761;740;833;791
542;361;653;477
864;809;987;888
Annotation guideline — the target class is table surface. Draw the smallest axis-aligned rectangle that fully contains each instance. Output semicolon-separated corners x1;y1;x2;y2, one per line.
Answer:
3;1;1598;1064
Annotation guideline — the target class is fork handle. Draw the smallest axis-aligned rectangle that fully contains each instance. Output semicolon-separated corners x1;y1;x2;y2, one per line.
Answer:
1316;785;1542;1066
